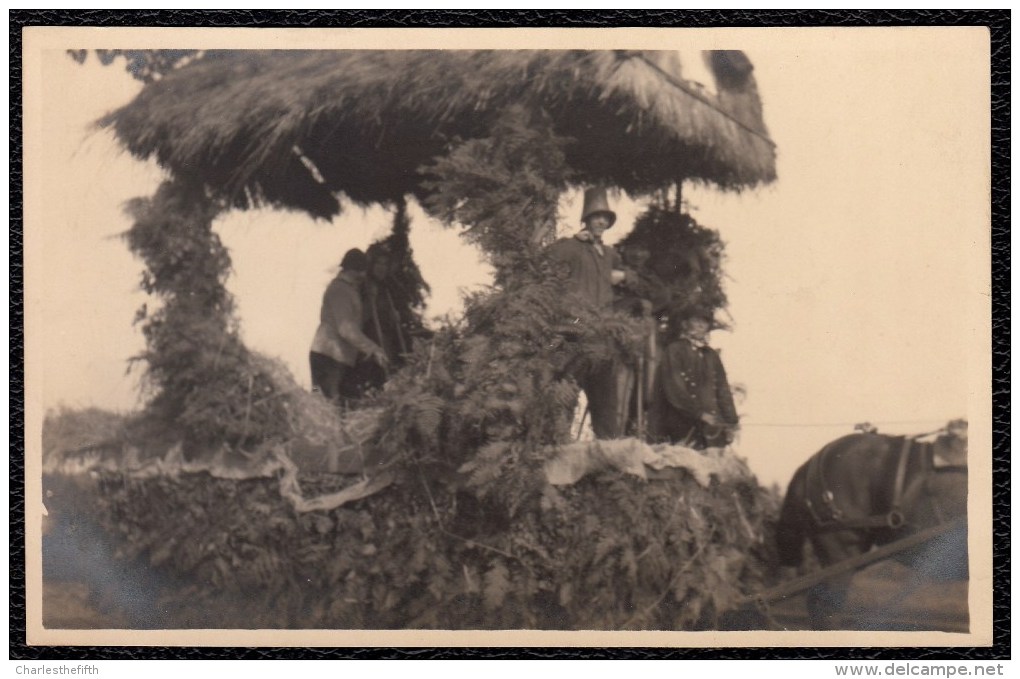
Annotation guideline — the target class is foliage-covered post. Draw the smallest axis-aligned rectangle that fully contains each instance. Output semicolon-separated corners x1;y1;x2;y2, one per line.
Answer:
124;178;290;453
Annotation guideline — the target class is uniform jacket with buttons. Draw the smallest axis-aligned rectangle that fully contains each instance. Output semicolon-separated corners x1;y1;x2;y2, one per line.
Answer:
655;338;738;425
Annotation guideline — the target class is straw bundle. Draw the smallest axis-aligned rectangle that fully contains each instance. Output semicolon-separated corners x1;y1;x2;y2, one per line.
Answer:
253;353;383;468
104;49;776;219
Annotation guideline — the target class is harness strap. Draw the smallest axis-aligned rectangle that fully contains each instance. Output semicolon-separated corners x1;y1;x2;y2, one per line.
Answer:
806;435;916;533
804;439;864;529
803;443;837;526
887;436;913;527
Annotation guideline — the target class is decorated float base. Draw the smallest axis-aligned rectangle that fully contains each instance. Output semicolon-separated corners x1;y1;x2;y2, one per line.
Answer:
42;411;777;631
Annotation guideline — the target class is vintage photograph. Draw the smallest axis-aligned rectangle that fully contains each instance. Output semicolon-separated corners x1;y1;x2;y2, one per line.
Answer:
22;26;993;647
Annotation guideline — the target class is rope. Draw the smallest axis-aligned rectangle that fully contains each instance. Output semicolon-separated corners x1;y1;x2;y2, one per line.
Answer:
740;419;951;429
632;53;777;148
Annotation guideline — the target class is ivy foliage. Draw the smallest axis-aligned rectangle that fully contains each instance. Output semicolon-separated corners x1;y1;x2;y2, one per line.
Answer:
370;274;642;518
380;198;430;319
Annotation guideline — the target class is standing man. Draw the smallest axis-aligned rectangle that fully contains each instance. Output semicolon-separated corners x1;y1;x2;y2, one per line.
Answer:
649;310;739;449
547;187;627;308
547;187;633;439
309;248;389;404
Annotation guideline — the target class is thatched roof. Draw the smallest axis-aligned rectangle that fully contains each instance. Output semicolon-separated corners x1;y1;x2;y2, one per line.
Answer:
103;49;776;219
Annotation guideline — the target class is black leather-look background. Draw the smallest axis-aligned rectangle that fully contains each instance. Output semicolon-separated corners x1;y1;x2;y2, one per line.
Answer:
9;8;1010;661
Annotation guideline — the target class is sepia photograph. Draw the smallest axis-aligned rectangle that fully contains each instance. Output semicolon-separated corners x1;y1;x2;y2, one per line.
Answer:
20;25;994;648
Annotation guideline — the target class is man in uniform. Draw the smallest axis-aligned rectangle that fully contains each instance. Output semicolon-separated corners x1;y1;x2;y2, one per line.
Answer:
649;310;739;448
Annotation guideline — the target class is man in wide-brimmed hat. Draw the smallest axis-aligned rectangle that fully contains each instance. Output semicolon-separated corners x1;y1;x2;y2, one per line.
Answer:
309;248;389;404
649;307;739;449
547;187;634;439
547;187;627;309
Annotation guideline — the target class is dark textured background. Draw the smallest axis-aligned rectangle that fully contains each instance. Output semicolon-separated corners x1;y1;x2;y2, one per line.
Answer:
9;8;1010;661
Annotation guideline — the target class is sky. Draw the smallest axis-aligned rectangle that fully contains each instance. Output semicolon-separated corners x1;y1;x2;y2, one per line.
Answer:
24;29;991;488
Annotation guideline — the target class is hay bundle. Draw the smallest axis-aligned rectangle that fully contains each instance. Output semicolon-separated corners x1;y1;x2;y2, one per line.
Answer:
253;353;345;445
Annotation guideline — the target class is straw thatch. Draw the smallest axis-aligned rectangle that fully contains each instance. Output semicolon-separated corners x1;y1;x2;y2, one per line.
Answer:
103;49;776;220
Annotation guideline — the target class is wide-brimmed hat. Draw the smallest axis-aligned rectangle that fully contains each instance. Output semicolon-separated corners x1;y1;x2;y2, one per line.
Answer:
580;187;617;227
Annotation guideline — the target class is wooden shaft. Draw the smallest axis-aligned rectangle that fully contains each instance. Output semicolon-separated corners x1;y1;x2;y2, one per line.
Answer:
636;355;645;439
741;517;966;607
384;287;408;355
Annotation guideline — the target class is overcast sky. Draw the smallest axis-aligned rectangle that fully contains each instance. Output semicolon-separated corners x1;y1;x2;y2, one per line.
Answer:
26;28;990;487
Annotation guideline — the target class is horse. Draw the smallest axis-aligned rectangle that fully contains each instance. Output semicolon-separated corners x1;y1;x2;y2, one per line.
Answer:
775;421;968;630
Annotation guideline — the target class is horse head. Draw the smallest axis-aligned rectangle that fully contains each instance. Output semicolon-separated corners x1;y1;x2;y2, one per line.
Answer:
933;418;967;467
